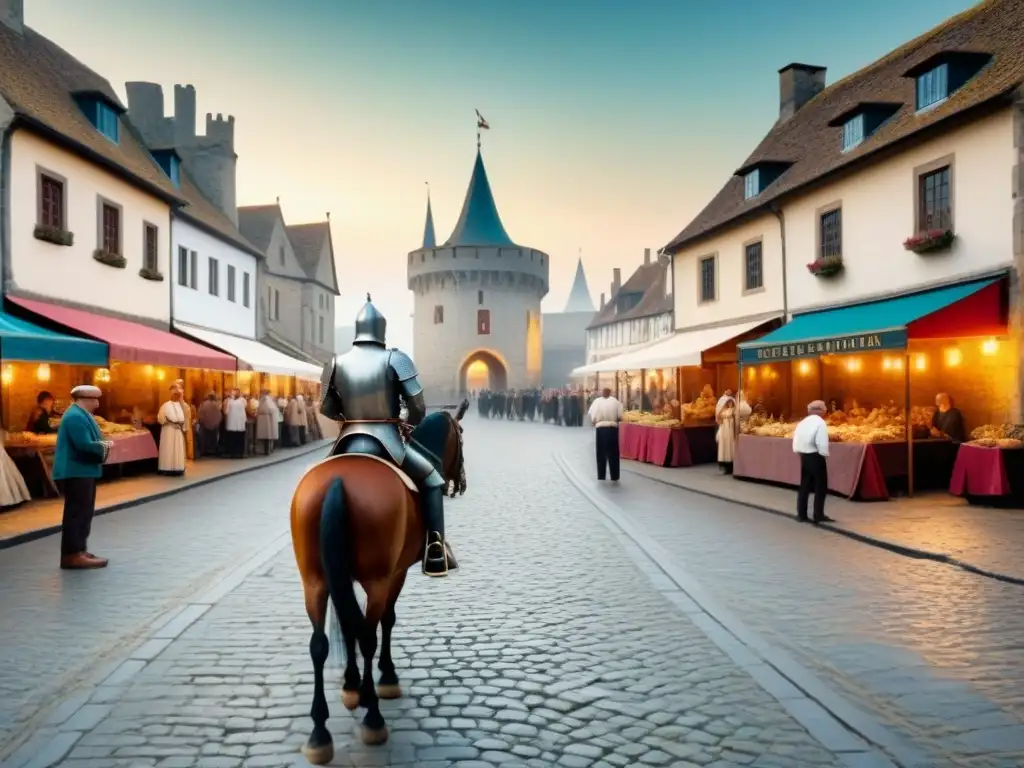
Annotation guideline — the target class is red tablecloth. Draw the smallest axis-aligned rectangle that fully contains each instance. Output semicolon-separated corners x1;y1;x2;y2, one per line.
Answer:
619;423;717;468
105;431;159;465
733;434;889;500
949;444;1010;496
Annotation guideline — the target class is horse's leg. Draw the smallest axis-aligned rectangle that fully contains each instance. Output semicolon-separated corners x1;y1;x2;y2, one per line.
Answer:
301;578;334;765
377;570;408;699
358;580;390;745
339;611;361;711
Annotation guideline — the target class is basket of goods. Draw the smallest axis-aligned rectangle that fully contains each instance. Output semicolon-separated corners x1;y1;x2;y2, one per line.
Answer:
681;385;717;424
4;431;59;447
743;415;797;438
967;424;1024;449
93;416;141;436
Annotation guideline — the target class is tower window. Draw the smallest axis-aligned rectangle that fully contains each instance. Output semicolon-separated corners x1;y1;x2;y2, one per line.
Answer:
433;305;444;324
478;290;484;305
477;309;490;335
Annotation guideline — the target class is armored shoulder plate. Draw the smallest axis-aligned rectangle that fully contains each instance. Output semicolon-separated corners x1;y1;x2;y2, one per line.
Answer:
320;356;336;393
388;349;419;381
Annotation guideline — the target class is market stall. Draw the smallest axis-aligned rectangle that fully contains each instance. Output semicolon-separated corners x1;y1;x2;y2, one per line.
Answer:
949;425;1024;507
734;277;1012;500
572;317;781;467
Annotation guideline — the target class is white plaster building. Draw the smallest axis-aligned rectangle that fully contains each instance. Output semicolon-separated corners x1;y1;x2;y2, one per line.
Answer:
574;250;674;372
0;12;181;326
408;146;549;400
0;6;240;383
659;0;1024;422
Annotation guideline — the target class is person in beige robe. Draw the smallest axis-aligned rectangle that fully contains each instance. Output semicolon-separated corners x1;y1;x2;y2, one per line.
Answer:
157;385;187;476
305;396;323;442
255;390;277;455
174;379;195;461
295;395;308;444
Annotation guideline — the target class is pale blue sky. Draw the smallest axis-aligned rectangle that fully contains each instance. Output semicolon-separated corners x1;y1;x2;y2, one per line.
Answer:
29;0;976;351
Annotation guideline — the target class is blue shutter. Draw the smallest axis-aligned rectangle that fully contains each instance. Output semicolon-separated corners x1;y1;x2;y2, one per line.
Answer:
842;115;865;151
169;156;180;187
743;169;760;200
95;102;120;143
916;63;949;110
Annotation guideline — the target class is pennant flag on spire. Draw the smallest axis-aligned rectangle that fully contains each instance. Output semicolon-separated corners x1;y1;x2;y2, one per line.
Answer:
476;109;490;130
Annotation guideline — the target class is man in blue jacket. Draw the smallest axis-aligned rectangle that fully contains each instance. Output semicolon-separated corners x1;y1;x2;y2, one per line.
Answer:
53;385;112;569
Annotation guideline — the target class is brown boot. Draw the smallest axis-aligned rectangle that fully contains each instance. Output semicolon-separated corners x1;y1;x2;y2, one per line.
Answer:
84;552;110;567
60;552;108;570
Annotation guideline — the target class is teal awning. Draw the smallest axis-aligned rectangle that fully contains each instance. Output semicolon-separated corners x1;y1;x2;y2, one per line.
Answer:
0;310;107;365
738;278;998;364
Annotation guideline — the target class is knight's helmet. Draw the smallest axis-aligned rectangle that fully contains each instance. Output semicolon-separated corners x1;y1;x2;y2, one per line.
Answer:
353;293;387;346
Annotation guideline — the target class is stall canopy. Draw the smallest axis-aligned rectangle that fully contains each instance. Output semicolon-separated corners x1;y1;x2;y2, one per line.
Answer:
738;278;1003;364
174;322;323;378
574;317;780;375
8;297;236;371
0;309;107;365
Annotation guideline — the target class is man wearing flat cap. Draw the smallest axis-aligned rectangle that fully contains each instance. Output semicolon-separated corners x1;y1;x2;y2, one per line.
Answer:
53;385;113;569
792;400;834;524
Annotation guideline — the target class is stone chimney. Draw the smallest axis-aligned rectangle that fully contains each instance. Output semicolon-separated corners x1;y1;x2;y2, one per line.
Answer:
779;63;826;122
611;268;621;297
0;0;23;34
644;248;651;264
600;292;605;310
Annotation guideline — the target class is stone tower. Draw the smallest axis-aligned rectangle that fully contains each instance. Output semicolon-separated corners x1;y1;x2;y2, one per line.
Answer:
124;82;238;224
408;147;549;402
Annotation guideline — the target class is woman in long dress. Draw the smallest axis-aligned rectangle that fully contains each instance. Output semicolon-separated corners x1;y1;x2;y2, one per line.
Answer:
0;429;32;508
157;385;187;476
716;397;738;474
255;391;277;455
174;379;196;461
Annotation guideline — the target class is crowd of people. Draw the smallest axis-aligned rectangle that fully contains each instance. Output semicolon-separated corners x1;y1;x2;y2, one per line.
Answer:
156;385;325;475
471;388;592;426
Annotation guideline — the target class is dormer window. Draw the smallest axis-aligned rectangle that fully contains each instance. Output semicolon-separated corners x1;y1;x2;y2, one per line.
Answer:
73;92;122;144
842;115;865;151
743;170;760;200
737;161;791;200
903;52;991;113
828;102;902;152
916;63;948;110
151;150;181;187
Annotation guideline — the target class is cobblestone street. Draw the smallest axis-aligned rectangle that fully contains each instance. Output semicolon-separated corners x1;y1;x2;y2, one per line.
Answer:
1;414;860;768
3;413;1022;767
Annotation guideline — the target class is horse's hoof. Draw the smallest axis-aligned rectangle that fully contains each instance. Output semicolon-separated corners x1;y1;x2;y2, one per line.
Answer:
360;724;389;746
301;741;334;765
342;689;360;710
378;683;402;699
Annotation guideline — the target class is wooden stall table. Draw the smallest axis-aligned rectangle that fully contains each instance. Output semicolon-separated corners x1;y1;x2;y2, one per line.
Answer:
949;443;1024;507
4;430;158;499
733;434;890;500
619;422;718;468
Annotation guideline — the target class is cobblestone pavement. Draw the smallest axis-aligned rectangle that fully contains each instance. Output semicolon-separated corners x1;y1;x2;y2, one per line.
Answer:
556;426;1024;768
0;450;328;754
618;458;1024;582
8;415;850;768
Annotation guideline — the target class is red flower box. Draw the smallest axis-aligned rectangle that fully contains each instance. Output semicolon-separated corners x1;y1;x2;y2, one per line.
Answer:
806;255;843;277
903;229;955;254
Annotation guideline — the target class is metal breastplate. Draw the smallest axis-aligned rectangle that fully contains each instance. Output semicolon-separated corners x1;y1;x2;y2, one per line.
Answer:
332;345;405;462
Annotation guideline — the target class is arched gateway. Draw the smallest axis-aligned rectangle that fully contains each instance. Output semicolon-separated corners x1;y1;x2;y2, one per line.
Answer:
459;349;508;394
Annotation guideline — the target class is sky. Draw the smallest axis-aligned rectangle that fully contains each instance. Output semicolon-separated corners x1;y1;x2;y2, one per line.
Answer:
28;0;977;352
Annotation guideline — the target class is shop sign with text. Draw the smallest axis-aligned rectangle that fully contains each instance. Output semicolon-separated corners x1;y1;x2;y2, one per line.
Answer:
738;329;906;364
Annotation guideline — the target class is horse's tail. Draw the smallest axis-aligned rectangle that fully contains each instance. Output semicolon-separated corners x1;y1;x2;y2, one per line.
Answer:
455;398;469;421
320;477;363;665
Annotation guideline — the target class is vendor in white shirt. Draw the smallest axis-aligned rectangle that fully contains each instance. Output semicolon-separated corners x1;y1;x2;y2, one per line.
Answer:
588;388;624;482
792;400;834;524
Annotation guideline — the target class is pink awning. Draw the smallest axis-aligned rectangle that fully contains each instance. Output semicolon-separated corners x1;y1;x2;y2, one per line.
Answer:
8;297;236;371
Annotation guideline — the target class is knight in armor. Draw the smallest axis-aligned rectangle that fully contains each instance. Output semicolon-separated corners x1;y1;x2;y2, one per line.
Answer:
320;295;458;577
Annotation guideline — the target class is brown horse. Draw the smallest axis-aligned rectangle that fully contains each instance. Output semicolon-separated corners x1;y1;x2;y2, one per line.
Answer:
443;399;469;497
290;414;459;764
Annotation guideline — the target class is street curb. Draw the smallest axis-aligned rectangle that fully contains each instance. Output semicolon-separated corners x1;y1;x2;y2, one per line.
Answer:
1;529;293;768
620;465;1024;587
0;440;332;551
556;452;936;768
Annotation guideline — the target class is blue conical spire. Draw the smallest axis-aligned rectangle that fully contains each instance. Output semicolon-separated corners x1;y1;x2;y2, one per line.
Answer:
564;252;595;313
443;149;516;247
422;189;436;248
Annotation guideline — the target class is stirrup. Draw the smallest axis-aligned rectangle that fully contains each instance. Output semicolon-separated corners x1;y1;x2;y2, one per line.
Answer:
423;534;449;577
